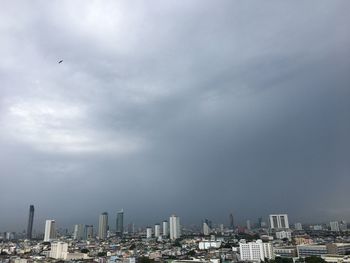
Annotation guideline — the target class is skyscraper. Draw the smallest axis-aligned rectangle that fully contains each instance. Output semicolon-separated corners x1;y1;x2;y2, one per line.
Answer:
26;205;34;239
116;209;124;236
73;224;84;240
246;220;251;230
146;227;152;239
154;224;160;237
98;212;108;239
229;213;234;229
269;214;289;229
44;220;56;242
203;221;210;235
169;214;181;240
162;220;169;237
84;225;93;240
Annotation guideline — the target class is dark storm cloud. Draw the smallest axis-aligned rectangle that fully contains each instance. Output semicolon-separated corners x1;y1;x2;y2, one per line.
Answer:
0;0;350;232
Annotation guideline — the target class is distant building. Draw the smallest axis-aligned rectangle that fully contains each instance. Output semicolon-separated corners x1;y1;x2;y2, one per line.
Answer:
229;213;234;229
84;225;93;239
73;224;84;240
146;227;152;239
116;209;124;236
26;205;34;240
294;222;303;231
169;214;181;240
98;212;108;239
340;221;348;231
312;225;323;231
330;221;340;232
275;230;292;240
269;214;289;229
154;224;160;238
239;239;274;261
162;220;169;237
246;220;251;230
44;220;56;242
199;240;222;250
203;221;210;235
127;223;135;234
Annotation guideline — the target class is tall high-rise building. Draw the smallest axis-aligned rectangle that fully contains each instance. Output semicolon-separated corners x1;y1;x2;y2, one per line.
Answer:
116;209;124;236
203;221;210;235
162;220;169;237
127;223;135;234
84;225;94;240
258;217;263;228
98;212;108;239
154;224;160;237
73;224;84;240
44;220;56;242
26;205;34;239
146;227;152;239
269;214;289;229
229;213;234;229
246;220;251;230
169;214;181;240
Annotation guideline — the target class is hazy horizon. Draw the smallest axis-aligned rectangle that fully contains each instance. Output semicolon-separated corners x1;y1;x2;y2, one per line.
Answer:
1;0;350;232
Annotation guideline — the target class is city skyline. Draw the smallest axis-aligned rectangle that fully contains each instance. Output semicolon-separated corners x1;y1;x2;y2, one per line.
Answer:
1;204;350;235
1;203;350;233
1;1;350;231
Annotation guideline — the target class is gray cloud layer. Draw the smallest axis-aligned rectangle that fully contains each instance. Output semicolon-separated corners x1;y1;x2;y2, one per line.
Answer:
0;0;350;232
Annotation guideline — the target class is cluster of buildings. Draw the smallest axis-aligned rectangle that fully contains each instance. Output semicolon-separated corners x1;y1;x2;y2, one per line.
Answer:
1;207;350;263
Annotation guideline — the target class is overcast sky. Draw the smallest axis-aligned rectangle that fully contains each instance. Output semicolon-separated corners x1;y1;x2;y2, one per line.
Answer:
0;0;350;232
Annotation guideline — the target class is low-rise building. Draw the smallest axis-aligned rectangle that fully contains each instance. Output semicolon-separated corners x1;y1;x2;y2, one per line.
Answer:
273;247;297;258
297;244;327;257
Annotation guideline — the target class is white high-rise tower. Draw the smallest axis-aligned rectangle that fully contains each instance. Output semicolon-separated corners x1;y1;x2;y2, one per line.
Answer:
169;214;181;240
44;220;56;242
98;212;108;239
163;220;169;237
73;224;84;240
269;214;289;229
154;224;160;237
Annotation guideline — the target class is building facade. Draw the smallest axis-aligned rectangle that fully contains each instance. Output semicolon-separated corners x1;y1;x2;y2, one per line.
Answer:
98;212;108;240
146;227;152;239
73;224;84;240
169;214;181;240
239;239;274;261
116;209;124;236
154;224;160;238
163;220;169;237
330;221;340;232
44;220;56;242
26;205;34;240
269;214;289;229
50;242;68;259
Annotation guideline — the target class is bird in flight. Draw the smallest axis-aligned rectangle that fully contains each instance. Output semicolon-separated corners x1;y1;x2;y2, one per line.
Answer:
58;60;63;64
